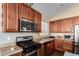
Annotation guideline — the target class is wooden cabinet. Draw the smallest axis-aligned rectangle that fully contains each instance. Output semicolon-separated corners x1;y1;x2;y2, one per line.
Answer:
31;9;37;22
50;18;73;33
10;51;22;56
57;20;62;32
18;4;28;19
62;18;73;32
49;16;79;33
63;40;73;52
19;4;41;32
28;7;36;22
38;44;45;56
55;39;73;52
49;20;62;32
36;12;42;32
2;3;19;32
45;41;52;55
49;22;54;32
53;20;62;32
39;39;73;56
38;40;54;56
50;40;54;52
72;16;79;25
2;3;42;32
53;21;58;32
55;39;64;51
45;40;54;56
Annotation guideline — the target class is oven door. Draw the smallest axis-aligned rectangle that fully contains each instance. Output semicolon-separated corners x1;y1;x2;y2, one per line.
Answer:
24;50;38;56
28;50;38;56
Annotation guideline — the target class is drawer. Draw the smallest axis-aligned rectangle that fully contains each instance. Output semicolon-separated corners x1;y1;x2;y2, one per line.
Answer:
64;40;73;45
63;44;73;48
63;47;73;52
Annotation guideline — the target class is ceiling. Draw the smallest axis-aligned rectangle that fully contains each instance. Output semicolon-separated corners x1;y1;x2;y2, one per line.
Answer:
32;3;79;21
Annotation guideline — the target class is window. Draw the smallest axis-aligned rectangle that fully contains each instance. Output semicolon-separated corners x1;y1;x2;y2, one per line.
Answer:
42;21;48;33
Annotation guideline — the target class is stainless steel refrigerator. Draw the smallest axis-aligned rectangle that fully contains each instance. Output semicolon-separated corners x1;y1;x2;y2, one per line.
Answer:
74;25;79;54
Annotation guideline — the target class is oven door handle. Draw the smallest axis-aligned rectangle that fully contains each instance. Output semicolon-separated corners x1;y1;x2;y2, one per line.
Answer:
25;50;38;56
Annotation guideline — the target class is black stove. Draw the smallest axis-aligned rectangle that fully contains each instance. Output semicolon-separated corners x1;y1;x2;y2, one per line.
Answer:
16;36;40;56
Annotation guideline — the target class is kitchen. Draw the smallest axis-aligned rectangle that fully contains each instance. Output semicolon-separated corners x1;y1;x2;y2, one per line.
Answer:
0;3;79;56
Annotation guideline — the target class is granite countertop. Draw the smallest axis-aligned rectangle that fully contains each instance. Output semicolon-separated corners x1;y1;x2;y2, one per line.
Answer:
35;38;55;44
0;45;23;56
64;52;79;56
35;37;73;44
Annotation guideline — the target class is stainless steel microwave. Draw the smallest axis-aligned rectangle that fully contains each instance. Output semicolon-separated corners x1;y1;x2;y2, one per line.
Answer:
20;18;37;32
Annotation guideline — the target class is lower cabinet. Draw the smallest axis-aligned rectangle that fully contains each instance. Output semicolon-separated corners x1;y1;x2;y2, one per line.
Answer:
63;40;73;52
45;41;52;55
55;39;73;52
38;44;45;56
38;39;73;56
10;51;22;56
38;40;54;56
55;39;64;51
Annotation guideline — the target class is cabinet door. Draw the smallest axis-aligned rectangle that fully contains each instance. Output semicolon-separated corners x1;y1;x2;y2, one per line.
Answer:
73;16;79;25
32;9;37;22
28;7;36;22
63;18;73;32
49;21;58;32
38;44;45;56
36;12;41;32
49;20;62;32
19;4;28;19
3;3;18;32
45;42;51;55
57;20;62;32
49;22;54;32
55;39;63;51
28;7;32;21
50;40;54;53
53;21;58;32
63;40;73;52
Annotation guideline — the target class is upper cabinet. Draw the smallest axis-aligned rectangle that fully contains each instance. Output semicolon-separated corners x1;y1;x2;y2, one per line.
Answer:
62;18;73;32
36;12;42;32
72;16;79;25
18;4;28;19
49;20;62;32
28;7;37;22
2;3;42;32
53;21;58;32
49;22;54;32
49;17;73;33
2;3;19;32
56;20;62;32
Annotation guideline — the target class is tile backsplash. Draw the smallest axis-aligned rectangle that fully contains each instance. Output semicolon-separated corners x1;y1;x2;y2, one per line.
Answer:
50;33;74;39
0;33;40;45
